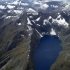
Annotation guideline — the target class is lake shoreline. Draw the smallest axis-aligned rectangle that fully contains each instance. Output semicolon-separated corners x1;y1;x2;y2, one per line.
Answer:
33;35;62;70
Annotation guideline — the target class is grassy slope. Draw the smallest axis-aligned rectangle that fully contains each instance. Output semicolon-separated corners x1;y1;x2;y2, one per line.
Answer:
0;13;30;70
50;29;70;70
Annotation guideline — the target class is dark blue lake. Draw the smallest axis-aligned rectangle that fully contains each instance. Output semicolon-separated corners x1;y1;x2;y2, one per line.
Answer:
33;35;62;70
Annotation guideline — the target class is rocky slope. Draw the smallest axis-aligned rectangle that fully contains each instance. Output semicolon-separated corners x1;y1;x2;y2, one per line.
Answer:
27;5;70;70
0;12;31;70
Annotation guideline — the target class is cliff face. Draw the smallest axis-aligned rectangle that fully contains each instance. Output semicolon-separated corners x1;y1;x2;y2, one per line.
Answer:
0;13;31;70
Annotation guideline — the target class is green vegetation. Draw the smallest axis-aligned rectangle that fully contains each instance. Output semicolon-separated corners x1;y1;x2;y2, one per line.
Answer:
0;13;30;70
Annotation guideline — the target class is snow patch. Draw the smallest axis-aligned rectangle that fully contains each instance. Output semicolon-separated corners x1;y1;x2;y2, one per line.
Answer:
5;16;12;19
14;10;23;14
48;16;52;20
43;4;49;8
27;8;38;15
52;17;69;28
57;13;60;15
32;20;35;23
57;18;68;27
51;5;58;8
21;3;29;6
50;28;56;35
27;17;32;25
32;13;38;15
7;5;15;9
5;16;19;21
29;16;33;18
7;10;23;14
57;14;61;19
27;8;37;13
13;0;19;5
37;24;40;26
0;5;5;9
40;3;49;9
43;19;48;25
33;1;41;5
36;17;41;21
18;23;21;25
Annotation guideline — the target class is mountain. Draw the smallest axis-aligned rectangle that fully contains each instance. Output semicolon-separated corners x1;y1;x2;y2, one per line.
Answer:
0;0;70;70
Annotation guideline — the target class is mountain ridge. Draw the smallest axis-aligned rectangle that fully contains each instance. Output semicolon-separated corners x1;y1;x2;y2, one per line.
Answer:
0;0;70;70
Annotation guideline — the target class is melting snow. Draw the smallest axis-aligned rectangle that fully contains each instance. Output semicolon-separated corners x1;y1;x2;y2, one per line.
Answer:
32;20;35;23
40;3;49;9
43;19;48;25
0;5;5;9
43;4;49;8
29;16;33;18
57;14;61;19
18;23;21;25
57;13;60;15
51;5;58;8
27;8;38;15
21;3;29;6
7;10;23;14
32;13;38;15
7;10;12;13
37;24;40;26
5;16;12;19
14;10;23;14
13;0;19;5
7;5;15;9
36;17;41;21
27;8;37;13
48;16;52;20
33;1;41;5
56;18;68;27
50;28;56;35
5;16;19;21
17;7;24;9
52;16;69;28
27;17;32;25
